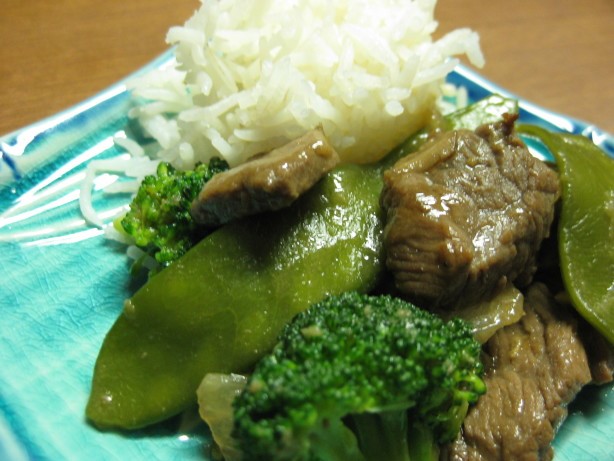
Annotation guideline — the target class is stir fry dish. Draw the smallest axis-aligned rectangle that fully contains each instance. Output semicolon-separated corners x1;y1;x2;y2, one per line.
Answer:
87;96;613;460
80;1;613;460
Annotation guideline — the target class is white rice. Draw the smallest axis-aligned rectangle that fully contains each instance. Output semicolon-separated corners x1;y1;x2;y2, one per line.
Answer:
128;0;484;169
80;152;159;227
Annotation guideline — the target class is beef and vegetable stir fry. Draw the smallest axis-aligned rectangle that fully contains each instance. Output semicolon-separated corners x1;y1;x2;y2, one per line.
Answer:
88;95;613;460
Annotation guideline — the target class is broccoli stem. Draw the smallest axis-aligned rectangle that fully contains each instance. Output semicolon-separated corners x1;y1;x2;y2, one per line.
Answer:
309;418;367;461
351;410;440;461
406;419;440;461
351;410;411;461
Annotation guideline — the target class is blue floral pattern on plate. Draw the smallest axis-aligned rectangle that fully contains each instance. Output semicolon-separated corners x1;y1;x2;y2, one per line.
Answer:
1;49;612;460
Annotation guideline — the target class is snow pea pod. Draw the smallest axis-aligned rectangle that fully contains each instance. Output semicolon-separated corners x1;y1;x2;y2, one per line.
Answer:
87;162;387;429
519;125;614;344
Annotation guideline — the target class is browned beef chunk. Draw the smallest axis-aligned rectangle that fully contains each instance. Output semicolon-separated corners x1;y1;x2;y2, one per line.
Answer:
191;128;340;226
443;284;598;461
381;114;559;308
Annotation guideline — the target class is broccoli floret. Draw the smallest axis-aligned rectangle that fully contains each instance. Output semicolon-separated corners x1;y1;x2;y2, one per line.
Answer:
232;291;485;461
119;158;228;268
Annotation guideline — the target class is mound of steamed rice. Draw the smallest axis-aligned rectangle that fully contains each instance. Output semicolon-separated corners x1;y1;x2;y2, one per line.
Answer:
128;0;483;169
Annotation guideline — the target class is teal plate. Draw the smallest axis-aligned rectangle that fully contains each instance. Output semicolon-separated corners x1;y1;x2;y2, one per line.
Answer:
1;50;613;460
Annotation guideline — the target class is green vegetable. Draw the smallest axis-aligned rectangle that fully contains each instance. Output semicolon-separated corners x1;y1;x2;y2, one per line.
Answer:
87;162;386;429
86;95;518;430
444;94;518;132
119;158;229;268
518;125;614;344
232;292;485;461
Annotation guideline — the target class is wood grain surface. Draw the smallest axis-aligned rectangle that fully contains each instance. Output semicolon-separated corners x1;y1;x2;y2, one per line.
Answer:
1;0;612;137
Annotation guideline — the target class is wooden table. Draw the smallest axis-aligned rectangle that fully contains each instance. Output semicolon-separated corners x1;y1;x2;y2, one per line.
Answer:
1;0;613;137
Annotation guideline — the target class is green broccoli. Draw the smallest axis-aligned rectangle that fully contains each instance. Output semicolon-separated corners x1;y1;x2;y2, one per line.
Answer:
232;291;485;461
118;158;228;268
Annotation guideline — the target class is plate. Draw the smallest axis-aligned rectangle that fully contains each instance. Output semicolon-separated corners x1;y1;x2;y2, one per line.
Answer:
1;49;613;460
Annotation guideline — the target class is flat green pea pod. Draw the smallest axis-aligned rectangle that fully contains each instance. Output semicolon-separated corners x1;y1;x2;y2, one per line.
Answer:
87;162;386;429
519;125;614;344
86;95;518;430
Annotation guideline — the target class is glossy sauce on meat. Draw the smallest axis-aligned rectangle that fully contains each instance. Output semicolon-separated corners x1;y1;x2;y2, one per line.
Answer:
191;128;340;227
443;284;605;461
381;114;559;308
